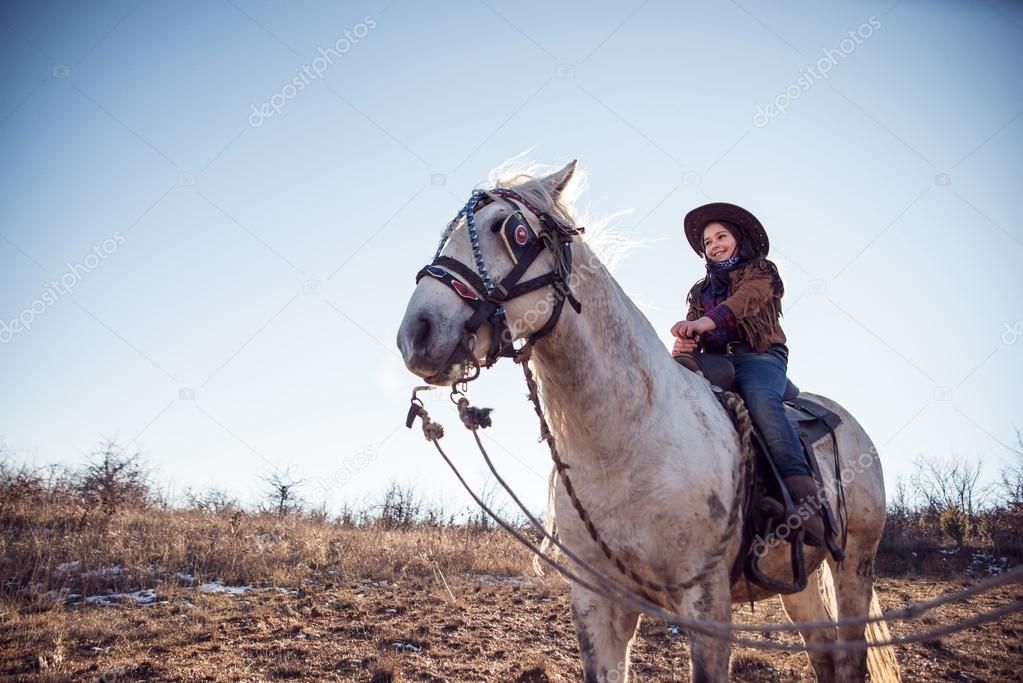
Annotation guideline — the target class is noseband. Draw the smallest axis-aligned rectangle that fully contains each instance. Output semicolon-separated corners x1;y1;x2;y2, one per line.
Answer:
415;187;584;383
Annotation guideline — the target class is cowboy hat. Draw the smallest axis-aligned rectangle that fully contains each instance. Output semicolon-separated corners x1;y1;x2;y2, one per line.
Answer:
683;202;769;257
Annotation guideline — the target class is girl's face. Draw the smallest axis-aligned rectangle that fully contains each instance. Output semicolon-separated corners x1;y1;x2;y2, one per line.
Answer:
703;222;737;262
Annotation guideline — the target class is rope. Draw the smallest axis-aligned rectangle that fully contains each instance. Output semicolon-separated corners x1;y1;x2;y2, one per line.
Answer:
406;392;1023;652
409;398;1023;651
514;343;751;595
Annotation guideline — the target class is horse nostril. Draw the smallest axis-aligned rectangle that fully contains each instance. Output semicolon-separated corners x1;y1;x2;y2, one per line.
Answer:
412;315;432;354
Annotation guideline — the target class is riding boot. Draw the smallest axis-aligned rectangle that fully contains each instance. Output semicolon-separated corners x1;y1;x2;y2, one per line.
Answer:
782;474;826;546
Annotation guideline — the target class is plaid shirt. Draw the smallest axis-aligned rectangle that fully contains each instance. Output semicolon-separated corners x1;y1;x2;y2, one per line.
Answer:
698;285;741;351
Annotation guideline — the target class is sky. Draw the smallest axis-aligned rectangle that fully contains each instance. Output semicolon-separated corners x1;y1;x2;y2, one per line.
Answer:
1;0;1021;517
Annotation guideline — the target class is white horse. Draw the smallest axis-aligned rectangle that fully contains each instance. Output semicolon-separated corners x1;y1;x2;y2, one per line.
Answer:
396;161;898;682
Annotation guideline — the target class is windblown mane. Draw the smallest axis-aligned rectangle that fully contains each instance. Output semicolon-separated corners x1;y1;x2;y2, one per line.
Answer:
487;155;647;274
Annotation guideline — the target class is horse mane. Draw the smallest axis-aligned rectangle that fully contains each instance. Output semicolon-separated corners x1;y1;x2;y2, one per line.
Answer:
487;154;649;275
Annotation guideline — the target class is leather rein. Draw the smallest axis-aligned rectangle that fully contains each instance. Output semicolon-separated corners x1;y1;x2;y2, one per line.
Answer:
414;187;583;383
408;187;749;602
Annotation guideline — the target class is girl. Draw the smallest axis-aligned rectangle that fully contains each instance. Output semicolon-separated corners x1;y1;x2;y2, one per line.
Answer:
670;202;825;544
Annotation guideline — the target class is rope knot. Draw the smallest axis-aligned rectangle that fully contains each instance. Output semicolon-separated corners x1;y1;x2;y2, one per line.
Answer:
422;421;445;441
456;397;493;430
513;343;534;365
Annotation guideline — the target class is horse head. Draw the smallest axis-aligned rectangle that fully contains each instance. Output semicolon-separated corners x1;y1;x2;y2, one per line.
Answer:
396;160;581;385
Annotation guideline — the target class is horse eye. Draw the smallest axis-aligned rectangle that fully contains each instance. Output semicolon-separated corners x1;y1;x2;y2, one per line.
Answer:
491;212;513;233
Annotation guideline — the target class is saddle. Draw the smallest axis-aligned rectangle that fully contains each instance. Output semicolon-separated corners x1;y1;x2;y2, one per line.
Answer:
674;352;847;594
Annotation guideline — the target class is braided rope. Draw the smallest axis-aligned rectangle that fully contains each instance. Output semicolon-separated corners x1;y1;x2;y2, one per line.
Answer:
406;394;1023;650
514;344;755;595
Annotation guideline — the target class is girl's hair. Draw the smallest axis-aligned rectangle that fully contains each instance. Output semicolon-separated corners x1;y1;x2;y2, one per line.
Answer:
704;220;759;262
695;220;785;300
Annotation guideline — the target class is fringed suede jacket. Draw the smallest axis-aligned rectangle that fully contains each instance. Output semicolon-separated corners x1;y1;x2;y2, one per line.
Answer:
684;258;787;354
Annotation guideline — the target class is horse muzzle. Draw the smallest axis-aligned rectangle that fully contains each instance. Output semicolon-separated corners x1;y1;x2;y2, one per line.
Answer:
396;309;469;385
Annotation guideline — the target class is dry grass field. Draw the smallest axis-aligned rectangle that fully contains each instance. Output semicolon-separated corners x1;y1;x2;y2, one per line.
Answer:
3;500;1022;682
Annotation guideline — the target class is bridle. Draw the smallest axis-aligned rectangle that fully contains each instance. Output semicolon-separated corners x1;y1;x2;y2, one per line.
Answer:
403;184;1023;657
414;187;584;383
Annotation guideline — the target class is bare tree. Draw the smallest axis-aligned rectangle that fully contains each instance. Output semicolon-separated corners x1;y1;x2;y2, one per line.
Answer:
259;467;305;517
910;455;989;518
999;427;1023;509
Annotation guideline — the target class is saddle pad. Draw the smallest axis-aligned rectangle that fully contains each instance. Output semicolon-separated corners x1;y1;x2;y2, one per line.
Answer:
783;396;841;445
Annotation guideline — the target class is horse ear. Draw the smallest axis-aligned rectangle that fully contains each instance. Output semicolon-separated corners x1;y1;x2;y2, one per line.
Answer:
540;159;577;197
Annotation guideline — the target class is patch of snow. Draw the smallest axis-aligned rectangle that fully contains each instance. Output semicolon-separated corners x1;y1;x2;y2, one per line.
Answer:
667;625;682;636
392;641;421;652
84;565;122;580
55;561;81;574
472;574;530;586
196;581;251;595
966;550;1007;576
82;589;163;607
275;587;299;596
43;589;80;602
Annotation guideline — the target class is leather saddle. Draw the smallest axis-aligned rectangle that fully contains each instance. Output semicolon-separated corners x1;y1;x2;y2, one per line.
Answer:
673;351;847;594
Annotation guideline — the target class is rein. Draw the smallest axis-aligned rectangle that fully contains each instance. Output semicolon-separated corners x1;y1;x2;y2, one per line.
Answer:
405;383;1023;651
409;186;753;598
403;186;1023;650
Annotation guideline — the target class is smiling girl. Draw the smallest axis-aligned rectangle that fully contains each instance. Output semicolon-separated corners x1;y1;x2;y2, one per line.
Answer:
670;202;825;544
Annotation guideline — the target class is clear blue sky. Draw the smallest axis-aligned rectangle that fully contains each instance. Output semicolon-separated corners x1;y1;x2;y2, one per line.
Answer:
1;0;1020;515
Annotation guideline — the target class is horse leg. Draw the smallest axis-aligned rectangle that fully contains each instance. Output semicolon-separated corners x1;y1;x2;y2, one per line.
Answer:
571;585;641;683
779;569;839;682
680;573;732;683
825;537;879;682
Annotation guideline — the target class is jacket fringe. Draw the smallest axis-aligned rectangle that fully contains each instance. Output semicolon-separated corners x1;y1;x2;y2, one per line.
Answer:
686;259;786;354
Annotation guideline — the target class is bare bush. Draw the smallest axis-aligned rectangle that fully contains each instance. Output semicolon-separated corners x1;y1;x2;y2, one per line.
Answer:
999;428;1023;509
909;455;988;521
377;481;422;529
77;439;150;514
882;448;1023;565
184;486;240;514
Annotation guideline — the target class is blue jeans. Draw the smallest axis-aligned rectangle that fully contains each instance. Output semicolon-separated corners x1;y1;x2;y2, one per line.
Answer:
730;343;811;478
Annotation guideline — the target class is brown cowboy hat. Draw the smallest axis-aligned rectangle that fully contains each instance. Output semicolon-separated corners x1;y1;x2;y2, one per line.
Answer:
683;202;769;257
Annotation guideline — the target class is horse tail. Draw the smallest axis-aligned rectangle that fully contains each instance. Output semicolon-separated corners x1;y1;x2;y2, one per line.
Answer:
865;587;902;682
819;564;902;683
532;465;559;577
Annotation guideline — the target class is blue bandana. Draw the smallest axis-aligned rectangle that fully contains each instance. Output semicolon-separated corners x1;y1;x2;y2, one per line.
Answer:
705;253;744;297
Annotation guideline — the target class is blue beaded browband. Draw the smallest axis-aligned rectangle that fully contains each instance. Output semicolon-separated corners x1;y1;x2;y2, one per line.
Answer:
416;187;584;381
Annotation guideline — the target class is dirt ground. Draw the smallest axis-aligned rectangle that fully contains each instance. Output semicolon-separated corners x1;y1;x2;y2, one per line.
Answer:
2;573;1021;682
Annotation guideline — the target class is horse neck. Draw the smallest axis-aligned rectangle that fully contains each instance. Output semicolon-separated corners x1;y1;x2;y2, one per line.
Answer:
529;241;705;459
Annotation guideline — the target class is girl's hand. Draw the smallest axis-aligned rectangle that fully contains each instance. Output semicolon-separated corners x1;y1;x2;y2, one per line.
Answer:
672;335;699;356
671;316;715;340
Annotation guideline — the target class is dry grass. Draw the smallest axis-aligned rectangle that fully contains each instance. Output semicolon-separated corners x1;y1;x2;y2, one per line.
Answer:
2;458;1022;681
1;503;531;606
